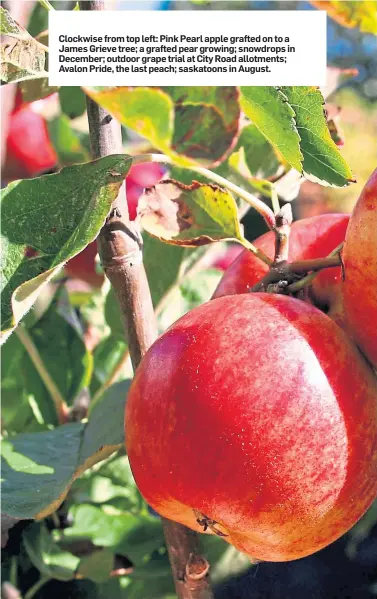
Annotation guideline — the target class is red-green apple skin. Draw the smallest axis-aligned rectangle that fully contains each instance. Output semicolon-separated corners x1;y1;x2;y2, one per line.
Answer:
213;214;349;323
342;169;377;369
125;294;377;562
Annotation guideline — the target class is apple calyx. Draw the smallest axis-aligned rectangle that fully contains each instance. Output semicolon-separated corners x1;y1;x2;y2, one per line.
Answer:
193;510;229;537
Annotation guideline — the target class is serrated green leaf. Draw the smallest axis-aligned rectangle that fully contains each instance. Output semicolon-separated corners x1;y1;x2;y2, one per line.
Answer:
83;86;240;167
1;155;131;340
23;521;79;581
1;380;130;519
309;0;377;34
47;115;90;166
138;180;243;247
240;86;302;172
281;86;354;186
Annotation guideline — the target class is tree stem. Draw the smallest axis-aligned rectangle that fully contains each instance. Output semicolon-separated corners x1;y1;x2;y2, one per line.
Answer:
273;204;292;265
16;324;69;424
80;3;213;597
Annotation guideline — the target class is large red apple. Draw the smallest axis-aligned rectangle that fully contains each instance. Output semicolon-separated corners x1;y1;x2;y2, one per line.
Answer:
213;214;349;321
342;169;377;369
125;294;377;562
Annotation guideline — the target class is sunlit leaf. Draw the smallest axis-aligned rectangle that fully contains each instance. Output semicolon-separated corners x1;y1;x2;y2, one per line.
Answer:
138;179;243;247
1;155;131;341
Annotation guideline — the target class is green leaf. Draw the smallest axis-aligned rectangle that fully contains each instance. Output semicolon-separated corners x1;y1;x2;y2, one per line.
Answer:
20;76;59;102
83;86;240;167
163;87;240;166
240;87;302;172
77;549;114;583
47;115;90;166
23;288;93;409
1;155;131;340
84;86;177;159
1;332;45;433
90;336;127;396
23;521;79;581
158;269;222;332
144;233;187;306
138;180;243;247
64;504;164;565
309;0;377;34
235;123;281;179
1;380;130;519
59;87;87;119
281;86;354;186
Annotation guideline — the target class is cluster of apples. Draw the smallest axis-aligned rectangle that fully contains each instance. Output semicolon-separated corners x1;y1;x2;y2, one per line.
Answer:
125;170;377;562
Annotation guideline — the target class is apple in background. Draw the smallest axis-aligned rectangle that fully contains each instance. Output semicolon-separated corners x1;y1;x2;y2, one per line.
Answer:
211;244;243;272
3;95;58;181
213;214;349;323
342;168;377;368
65;163;165;287
125;293;377;562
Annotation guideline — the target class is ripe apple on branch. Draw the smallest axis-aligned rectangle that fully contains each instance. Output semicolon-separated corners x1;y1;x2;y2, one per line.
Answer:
125;167;377;563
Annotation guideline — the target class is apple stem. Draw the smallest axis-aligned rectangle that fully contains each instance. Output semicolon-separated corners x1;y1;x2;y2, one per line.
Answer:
287;242;344;292
80;4;213;598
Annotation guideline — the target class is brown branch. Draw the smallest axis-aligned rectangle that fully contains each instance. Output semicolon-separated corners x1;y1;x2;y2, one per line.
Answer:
251;254;342;293
79;2;213;597
273;204;292;264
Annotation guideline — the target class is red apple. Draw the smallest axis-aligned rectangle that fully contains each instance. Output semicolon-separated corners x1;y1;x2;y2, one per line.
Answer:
125;293;377;562
4;100;57;180
342;169;377;368
213;214;349;321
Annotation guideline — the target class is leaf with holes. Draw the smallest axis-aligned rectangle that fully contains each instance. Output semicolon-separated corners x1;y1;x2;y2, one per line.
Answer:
138;180;243;247
240;87;302;173
0;155;131;342
281;86;354;186
1;380;130;520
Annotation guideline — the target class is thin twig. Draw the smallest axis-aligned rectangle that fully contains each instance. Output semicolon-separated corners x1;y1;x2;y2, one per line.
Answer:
133;153;277;231
287;242;344;293
251;254;342;293
16;324;69;424
80;3;213;597
273;204;292;265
